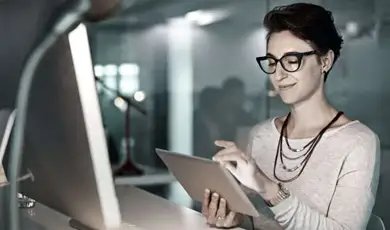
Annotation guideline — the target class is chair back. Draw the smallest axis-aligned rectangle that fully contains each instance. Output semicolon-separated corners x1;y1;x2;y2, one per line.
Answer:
367;214;385;230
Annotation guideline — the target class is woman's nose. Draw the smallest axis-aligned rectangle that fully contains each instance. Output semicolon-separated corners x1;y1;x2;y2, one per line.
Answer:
274;63;288;81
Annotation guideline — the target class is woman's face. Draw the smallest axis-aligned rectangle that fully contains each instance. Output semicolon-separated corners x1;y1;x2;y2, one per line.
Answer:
266;30;329;105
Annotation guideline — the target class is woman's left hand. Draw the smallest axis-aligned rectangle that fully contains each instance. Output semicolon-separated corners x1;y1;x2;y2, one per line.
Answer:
213;140;279;200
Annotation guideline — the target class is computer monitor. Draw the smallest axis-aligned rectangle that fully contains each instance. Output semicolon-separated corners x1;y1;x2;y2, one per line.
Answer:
3;24;124;230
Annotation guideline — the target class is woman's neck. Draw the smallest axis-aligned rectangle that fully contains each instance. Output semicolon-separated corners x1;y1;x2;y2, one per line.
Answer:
287;90;339;136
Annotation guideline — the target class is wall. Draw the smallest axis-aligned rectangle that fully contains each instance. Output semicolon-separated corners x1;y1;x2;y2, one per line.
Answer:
0;0;69;108
192;24;267;94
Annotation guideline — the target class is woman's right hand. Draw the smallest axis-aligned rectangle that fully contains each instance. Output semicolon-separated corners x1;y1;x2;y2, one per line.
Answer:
201;189;243;228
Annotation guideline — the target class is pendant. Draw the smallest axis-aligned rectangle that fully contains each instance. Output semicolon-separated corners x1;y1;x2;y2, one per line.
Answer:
282;163;301;172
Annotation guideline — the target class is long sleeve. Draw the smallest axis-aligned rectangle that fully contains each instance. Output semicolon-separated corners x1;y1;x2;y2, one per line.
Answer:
239;125;284;230
269;133;380;230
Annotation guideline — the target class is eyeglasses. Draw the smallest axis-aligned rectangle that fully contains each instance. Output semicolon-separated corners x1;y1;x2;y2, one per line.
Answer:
256;51;317;74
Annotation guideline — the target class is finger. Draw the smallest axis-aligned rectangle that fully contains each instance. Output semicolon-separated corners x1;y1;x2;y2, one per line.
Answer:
207;193;219;224
216;217;225;227
215;198;227;227
223;211;237;228
222;162;238;176
215;140;236;149
213;152;247;165
216;198;227;217
201;189;210;217
213;147;237;159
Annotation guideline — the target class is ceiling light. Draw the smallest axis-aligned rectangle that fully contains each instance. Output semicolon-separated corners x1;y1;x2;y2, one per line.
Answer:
185;10;202;22
185;10;215;26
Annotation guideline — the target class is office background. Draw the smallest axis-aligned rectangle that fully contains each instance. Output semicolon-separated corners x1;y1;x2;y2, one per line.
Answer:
85;0;389;227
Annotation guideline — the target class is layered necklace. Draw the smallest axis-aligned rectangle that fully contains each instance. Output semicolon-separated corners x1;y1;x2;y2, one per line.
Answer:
273;111;344;183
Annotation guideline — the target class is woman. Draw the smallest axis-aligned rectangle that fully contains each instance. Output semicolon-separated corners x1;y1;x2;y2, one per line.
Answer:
202;3;380;230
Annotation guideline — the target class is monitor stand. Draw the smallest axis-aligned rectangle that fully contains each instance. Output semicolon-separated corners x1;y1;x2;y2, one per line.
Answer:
69;219;97;230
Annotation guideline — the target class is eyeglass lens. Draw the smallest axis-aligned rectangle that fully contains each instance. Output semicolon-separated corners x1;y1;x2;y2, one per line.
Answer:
259;54;300;74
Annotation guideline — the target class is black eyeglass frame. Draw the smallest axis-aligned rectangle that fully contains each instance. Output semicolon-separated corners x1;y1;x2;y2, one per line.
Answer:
256;50;317;74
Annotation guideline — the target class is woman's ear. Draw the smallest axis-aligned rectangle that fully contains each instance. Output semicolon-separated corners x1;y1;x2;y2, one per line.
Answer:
321;50;335;73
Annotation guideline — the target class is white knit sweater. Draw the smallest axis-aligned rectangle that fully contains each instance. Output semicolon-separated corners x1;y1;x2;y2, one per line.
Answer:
246;118;380;230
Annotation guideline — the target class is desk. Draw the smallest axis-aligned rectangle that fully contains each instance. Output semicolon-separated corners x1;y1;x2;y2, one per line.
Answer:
21;202;72;230
114;173;176;186
22;186;244;230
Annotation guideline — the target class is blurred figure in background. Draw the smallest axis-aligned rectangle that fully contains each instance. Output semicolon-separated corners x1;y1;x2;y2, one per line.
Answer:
193;87;223;158
219;77;257;141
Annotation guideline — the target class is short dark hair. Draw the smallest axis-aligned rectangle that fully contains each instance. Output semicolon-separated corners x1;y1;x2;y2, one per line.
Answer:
263;3;343;81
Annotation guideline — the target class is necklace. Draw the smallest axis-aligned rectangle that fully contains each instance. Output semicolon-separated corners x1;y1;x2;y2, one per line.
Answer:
284;133;315;152
273;111;344;183
281;122;316;160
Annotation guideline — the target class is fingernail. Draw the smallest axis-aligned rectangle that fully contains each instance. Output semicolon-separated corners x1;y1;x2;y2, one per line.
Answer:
205;189;210;193
220;198;225;203
213;193;219;198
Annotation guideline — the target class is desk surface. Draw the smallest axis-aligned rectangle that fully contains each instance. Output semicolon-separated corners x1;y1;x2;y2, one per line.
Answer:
22;186;244;230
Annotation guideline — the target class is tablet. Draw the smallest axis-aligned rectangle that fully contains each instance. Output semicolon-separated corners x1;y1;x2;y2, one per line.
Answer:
155;149;259;217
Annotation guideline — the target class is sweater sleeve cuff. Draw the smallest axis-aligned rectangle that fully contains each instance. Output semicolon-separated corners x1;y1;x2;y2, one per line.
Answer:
269;194;297;215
